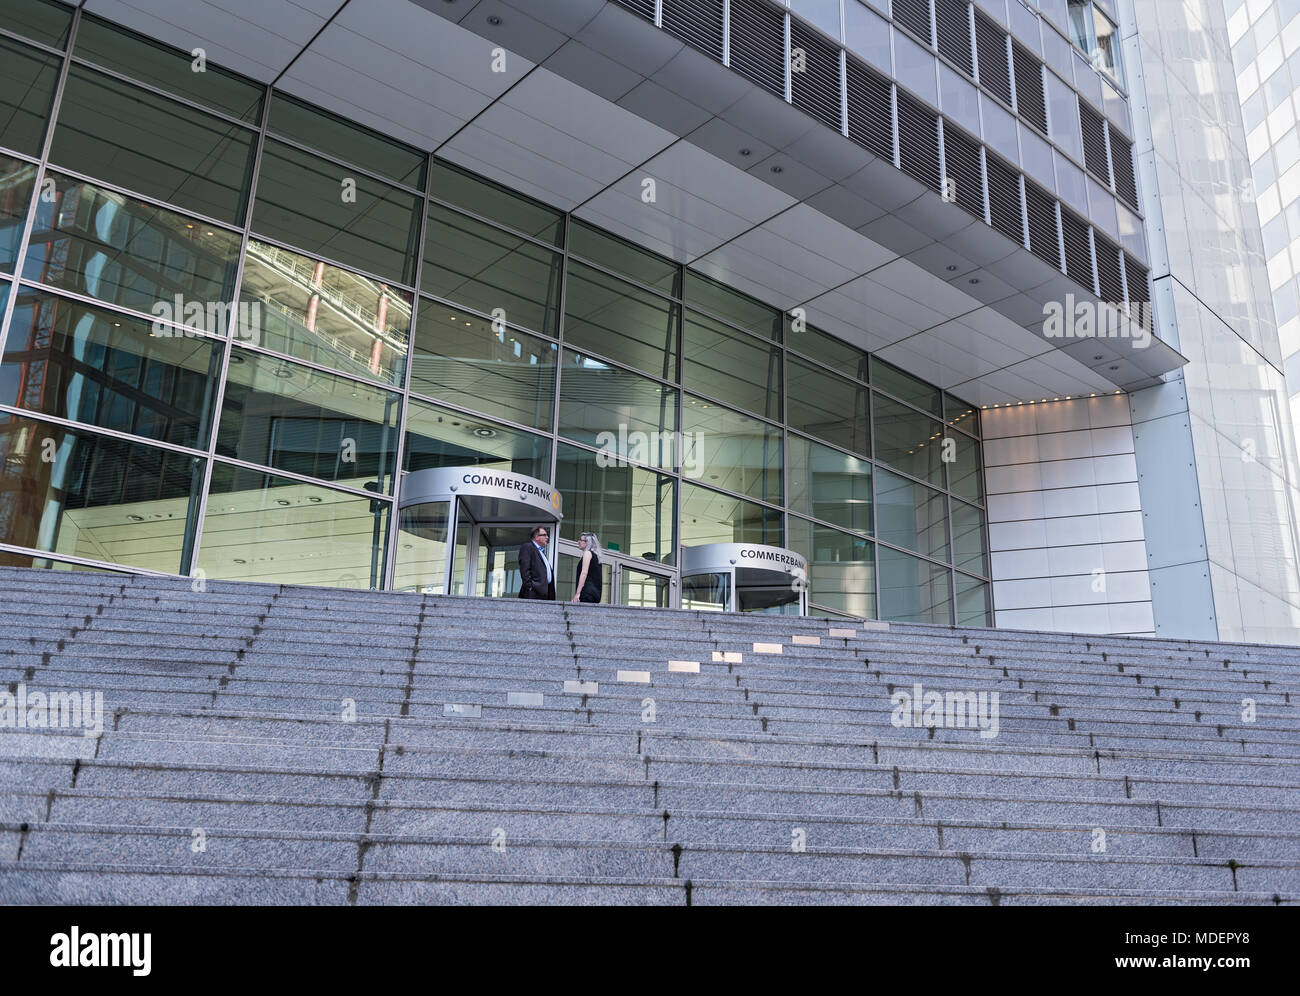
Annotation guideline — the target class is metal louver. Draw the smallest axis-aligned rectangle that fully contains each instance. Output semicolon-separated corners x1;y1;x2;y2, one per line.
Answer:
1124;253;1152;329
1110;125;1139;210
934;0;973;77
893;0;933;46
1024;181;1061;269
1012;42;1047;133
1094;233;1124;303
942;122;984;219
1079;99;1110;184
897;91;942;192
1060;207;1095;292
790;19;843;131
985;151;1025;245
611;0;655;21
728;0;787;98
845;55;894;161
662;0;726;60
974;10;1011;106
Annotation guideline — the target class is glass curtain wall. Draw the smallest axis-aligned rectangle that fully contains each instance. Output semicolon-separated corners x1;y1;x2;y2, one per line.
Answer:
0;2;992;623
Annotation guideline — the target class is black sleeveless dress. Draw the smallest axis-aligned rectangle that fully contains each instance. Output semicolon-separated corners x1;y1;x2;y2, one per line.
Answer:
577;551;602;603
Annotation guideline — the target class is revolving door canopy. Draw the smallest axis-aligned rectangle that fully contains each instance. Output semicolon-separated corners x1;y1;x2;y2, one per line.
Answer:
680;542;808;615
395;466;563;596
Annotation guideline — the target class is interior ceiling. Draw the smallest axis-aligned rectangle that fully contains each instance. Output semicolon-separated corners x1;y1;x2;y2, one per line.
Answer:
81;0;1187;407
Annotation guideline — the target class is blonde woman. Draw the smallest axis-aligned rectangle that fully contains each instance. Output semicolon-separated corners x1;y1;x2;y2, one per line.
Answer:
572;532;603;603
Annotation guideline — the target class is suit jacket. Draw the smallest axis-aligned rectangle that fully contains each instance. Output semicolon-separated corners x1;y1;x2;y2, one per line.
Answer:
517;541;556;600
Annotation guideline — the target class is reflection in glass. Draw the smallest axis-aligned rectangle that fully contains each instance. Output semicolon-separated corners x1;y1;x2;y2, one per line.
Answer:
239;238;411;385
873;393;945;485
0;37;61;156
559;350;676;470
23;172;242;332
944;391;980;436
787;322;869;381
197;461;389;588
268;92;426;188
787;355;869;456
423;202;561;337
1;154;37;273
411;307;555;430
948;429;984;503
0;287;222;450
682;396;781;505
787;514;876;618
788;434;872;535
876;468;949;562
682;309;780;419
395;498;449;593
404;397;550;481
879;544;953;624
50;65;256;224
217;349;399;491
428;157;563;245
564;261;676;379
951;497;988;575
555;441;675;563
568;219;679;295
872;356;942;414
0;0;74;49
622;567;673;608
683;269;781;340
682;571;729;612
681;481;781;547
0;412;204;573
956;571;991;626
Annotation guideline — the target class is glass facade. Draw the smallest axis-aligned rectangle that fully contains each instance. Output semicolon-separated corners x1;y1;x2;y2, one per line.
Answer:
0;5;990;623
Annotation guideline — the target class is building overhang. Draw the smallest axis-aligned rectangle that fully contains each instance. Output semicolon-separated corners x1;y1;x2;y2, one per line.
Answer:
84;0;1187;404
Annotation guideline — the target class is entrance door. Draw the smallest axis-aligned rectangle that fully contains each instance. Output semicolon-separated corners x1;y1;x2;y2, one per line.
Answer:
556;540;677;608
465;523;539;598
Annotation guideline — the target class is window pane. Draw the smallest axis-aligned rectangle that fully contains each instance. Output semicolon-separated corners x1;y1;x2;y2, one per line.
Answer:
555;441;675;563
682;309;780;418
955;571;991;626
873;392;944;485
252;139;421;285
871;356;941;414
0;286;222;449
0;551;127;572
787;355;870;456
423;201;562;337
0;153;36;273
411;308;556;430
74;14;263;122
788;514;877;618
268;92;425;188
951;498;988;575
944;390;980;435
239;238;411;385
0;411;204;573
198;461;389;588
682;395;781;505
681;481;782;547
564;260;676;379
788;434;872;535
568;219;679;294
0;36;60;156
559;349;676;470
876;467;949;562
23;172;243;332
683;269;782;340
878;544;953;624
218;349;400;491
403;397;550;480
0;0;73;49
787;321;870;381
428;157;563;245
949;428;984;502
50;65;256;224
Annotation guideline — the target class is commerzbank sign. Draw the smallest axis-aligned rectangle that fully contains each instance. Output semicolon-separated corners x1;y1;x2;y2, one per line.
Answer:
397;466;563;519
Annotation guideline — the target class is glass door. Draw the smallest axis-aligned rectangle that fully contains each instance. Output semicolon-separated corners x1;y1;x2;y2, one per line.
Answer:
468;523;535;598
618;565;675;608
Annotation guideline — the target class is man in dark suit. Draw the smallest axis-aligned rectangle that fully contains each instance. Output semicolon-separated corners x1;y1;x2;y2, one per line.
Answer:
517;525;555;600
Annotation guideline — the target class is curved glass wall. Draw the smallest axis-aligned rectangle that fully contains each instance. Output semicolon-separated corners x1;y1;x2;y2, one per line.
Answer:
0;7;991;624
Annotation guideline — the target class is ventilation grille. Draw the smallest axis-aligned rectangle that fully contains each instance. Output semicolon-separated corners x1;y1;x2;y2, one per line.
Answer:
985;152;1024;245
1124;252;1151;317
790;20;843;131
729;0;787;98
1012;43;1047;132
1060;208;1094;291
897;92;942;192
1079;100;1109;183
943;123;983;219
845;56;894;161
611;0;656;20
893;0;933;46
662;0;726;60
1025;181;1060;269
1094;233;1124;303
974;10;1011;105
935;0;973;76
1110;125;1139;210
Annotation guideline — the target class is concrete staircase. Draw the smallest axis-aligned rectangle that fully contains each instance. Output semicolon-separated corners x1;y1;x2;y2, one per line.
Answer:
0;565;1297;905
